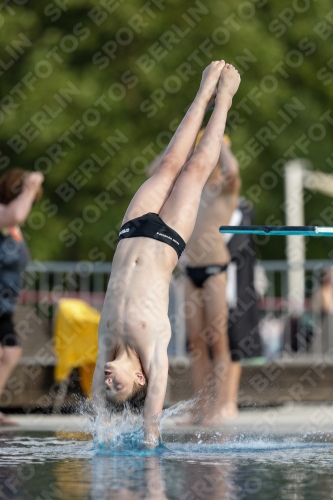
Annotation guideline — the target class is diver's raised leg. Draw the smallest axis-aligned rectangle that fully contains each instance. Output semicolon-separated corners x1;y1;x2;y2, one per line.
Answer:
160;64;241;242
122;61;226;224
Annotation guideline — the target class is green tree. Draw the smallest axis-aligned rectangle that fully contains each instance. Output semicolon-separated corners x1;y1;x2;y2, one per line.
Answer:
1;0;333;261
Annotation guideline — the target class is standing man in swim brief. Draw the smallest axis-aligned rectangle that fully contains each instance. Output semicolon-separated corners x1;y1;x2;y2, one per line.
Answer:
92;60;241;445
180;134;241;425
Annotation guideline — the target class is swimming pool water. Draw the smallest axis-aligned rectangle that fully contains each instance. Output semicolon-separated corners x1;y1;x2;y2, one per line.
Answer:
1;429;333;499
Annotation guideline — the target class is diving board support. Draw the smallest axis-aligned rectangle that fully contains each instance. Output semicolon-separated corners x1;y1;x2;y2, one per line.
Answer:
285;160;305;314
285;161;333;312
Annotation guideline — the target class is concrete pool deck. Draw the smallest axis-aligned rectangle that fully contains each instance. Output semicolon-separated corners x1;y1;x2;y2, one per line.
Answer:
1;404;333;435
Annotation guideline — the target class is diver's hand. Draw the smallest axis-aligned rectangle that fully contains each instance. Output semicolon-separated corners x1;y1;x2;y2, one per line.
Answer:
143;422;160;449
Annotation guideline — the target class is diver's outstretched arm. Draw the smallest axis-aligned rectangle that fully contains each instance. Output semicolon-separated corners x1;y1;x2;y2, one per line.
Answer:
142;349;169;447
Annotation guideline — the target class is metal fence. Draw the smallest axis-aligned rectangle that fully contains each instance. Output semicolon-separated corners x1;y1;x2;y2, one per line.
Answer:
19;260;111;316
18;260;333;361
257;260;333;362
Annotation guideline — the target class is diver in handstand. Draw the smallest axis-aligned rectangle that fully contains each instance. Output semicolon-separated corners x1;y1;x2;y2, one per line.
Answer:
92;60;241;444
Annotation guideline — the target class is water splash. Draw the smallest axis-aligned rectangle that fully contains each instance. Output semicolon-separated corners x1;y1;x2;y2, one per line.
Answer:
77;394;333;458
160;396;201;426
89;394;207;455
90;407;167;455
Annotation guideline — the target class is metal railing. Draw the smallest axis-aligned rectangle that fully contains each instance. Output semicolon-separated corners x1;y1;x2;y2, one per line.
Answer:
19;260;111;316
18;260;333;361
258;260;333;362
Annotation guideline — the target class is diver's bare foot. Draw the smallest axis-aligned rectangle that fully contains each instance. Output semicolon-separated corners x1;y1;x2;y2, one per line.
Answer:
221;403;239;420
198;60;226;105
217;63;241;107
0;412;18;426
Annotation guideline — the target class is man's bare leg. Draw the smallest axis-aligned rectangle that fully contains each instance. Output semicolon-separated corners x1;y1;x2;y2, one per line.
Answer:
178;279;212;425
0;346;22;425
200;273;230;426
222;362;242;419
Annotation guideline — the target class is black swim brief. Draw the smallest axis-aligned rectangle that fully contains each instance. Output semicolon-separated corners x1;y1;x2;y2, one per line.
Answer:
118;212;186;258
186;264;228;288
0;312;20;347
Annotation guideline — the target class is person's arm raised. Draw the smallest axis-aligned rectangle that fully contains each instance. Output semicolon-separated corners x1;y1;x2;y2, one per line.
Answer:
92;319;116;414
92;351;107;413
220;137;241;194
0;172;44;229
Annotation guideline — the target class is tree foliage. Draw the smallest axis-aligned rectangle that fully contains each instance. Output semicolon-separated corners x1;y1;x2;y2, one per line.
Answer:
1;0;333;261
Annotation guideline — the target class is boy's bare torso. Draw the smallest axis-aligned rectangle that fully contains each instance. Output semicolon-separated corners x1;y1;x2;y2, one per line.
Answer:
185;180;238;266
98;237;177;369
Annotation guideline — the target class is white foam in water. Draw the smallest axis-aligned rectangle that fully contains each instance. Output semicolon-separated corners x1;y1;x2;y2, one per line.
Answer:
89;395;202;454
92;408;146;454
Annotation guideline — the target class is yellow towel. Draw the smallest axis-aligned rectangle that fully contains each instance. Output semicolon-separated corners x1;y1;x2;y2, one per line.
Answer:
54;299;101;398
